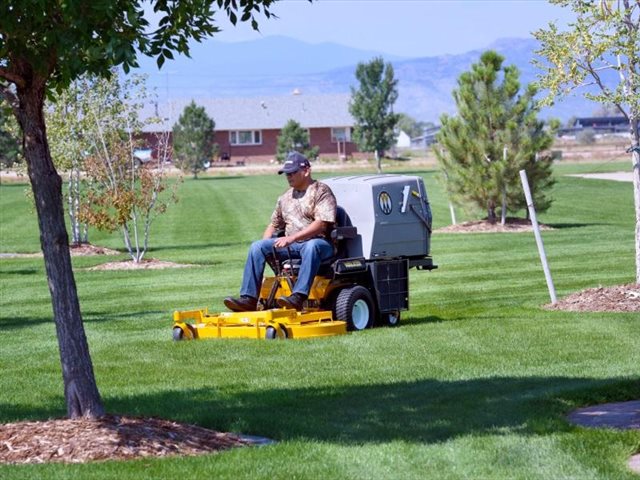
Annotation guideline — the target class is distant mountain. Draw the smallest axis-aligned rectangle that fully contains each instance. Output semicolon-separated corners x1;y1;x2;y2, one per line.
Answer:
130;35;597;123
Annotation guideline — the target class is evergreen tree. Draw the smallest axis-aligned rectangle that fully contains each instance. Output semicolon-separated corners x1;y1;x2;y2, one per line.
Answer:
276;119;319;162
349;57;400;172
434;50;557;223
172;101;215;179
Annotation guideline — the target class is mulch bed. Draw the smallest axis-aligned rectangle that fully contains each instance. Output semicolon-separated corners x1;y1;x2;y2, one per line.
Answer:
547;284;640;313
435;217;552;234
0;415;251;464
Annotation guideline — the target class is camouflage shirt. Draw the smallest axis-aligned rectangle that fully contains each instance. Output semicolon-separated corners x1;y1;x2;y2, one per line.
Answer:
270;181;337;240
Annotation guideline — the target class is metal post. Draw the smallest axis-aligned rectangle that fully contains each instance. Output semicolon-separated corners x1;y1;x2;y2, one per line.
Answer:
520;169;557;304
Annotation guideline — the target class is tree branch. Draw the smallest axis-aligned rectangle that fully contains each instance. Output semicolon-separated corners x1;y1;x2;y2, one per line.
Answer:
0;67;26;89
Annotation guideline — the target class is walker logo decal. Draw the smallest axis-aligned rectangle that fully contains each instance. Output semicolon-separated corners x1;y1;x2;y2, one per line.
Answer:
378;191;393;215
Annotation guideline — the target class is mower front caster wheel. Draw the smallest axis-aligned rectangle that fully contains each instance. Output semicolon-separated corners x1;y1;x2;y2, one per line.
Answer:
265;325;287;339
172;327;184;341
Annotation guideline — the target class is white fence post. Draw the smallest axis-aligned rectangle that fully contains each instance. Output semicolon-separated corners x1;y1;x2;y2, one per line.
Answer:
519;169;557;304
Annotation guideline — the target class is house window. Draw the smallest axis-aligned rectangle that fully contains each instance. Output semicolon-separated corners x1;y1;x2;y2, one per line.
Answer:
230;130;262;145
331;127;351;143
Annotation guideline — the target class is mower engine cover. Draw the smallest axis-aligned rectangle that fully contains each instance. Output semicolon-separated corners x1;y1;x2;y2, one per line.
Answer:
322;174;432;260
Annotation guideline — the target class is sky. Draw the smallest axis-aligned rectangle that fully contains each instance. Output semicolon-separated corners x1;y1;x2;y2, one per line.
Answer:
210;0;577;58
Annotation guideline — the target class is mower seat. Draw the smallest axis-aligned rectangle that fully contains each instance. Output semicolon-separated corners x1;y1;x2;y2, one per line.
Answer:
280;206;357;276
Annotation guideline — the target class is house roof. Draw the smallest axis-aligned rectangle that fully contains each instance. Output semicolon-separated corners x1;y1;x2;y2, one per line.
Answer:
142;93;354;132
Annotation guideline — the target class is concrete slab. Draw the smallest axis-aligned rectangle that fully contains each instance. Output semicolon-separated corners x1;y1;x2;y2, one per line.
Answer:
567;172;633;182
567;400;640;430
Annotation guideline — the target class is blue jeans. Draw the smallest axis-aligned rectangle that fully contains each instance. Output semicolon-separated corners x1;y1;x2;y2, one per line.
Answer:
240;238;334;299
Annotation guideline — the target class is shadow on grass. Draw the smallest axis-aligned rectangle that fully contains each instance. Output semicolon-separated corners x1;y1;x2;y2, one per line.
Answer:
145;241;246;253
0;309;167;331
0;267;40;275
4;376;637;442
188;175;246;181
108;376;637;444
546;222;603;229
0;316;52;330
400;315;449;326
82;309;167;323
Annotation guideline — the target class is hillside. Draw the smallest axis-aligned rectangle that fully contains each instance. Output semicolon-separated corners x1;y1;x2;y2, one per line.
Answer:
130;36;597;123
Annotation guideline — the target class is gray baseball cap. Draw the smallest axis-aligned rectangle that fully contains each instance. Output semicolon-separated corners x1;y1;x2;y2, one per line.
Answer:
278;152;311;174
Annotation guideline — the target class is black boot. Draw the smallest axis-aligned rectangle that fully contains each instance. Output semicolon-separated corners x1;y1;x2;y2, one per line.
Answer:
224;295;257;312
276;292;307;311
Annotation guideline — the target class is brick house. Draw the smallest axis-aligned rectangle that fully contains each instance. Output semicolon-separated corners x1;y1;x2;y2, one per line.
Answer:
142;92;358;163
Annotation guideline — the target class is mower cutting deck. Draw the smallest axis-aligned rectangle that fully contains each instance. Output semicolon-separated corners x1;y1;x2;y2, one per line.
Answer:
172;307;347;340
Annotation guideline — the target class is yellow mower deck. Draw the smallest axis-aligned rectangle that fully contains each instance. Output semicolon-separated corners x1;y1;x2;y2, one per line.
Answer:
173;307;347;340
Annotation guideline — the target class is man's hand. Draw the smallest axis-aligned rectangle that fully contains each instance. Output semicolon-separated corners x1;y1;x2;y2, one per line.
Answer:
274;236;295;248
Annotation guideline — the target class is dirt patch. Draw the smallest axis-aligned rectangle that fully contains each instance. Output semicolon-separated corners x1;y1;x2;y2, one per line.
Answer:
1;245;193;270
0;415;255;464
70;244;120;256
547;284;640;313
87;258;194;271
435;217;552;234
1;244;120;259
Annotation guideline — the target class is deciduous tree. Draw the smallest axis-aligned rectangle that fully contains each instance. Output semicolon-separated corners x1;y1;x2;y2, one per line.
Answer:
77;73;175;263
46;79;94;246
534;0;640;283
0;104;20;169
0;0;281;419
349;57;400;172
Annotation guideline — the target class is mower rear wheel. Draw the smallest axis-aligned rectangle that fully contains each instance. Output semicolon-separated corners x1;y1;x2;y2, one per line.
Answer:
335;286;374;331
172;326;184;341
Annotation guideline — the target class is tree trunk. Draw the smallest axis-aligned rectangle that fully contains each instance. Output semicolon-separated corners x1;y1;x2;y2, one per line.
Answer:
630;117;640;284
487;201;497;224
17;80;105;419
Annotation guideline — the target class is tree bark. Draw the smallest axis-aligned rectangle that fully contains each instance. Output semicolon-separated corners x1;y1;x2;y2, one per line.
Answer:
631;117;640;284
16;79;105;419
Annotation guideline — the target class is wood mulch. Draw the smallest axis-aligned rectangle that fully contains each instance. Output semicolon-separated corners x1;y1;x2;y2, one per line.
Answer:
0;415;251;465
435;217;552;234
86;259;194;271
547;283;640;313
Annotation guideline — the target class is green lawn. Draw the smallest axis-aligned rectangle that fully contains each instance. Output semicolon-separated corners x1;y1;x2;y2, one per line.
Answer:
1;161;638;479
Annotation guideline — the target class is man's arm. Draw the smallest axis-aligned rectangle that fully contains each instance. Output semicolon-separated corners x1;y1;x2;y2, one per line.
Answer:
273;219;330;248
263;224;277;240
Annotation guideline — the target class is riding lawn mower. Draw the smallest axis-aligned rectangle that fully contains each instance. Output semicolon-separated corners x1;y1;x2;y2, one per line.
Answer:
172;174;437;340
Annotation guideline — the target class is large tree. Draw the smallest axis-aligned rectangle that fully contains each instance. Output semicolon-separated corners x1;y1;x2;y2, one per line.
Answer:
172;101;215;179
349;56;400;173
435;50;557;224
0;0;280;419
534;0;639;284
